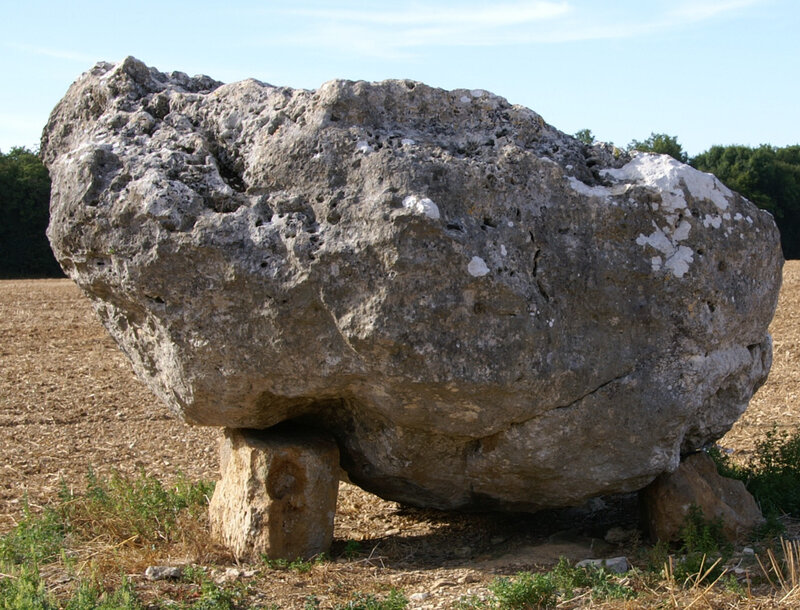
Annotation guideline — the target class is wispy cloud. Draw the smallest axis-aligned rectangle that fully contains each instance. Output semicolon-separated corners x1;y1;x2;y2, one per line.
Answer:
256;0;768;58
288;1;571;27
265;1;571;57
6;42;97;64
667;0;764;22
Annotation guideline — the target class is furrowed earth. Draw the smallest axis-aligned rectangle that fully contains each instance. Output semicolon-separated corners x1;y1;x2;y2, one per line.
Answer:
2;262;799;608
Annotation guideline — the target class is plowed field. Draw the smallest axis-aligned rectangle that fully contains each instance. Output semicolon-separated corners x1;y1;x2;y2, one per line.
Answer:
2;264;799;607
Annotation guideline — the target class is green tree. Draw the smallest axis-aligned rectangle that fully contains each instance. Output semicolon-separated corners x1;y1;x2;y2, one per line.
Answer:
691;144;800;259
0;147;63;278
629;132;688;163
574;128;595;145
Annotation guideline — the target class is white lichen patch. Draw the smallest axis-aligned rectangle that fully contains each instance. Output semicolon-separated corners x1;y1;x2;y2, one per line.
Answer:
402;195;440;220
664;246;694;278
636;227;673;254
567;176;611;199
672;219;691;241
596;153;748;279
467;256;490;277
602;153;733;212
636;220;694;278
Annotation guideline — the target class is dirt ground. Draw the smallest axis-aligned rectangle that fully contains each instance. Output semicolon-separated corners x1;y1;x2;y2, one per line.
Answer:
2;263;800;607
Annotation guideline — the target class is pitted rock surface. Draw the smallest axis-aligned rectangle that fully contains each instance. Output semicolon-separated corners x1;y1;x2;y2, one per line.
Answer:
42;57;783;511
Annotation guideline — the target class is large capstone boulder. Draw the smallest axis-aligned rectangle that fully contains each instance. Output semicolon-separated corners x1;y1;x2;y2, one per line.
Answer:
42;57;782;512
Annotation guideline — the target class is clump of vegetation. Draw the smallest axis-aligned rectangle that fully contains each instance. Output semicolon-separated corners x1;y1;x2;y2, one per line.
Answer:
659;504;732;585
0;501;65;566
629;132;689;163
342;539;362;559
77;467;215;544
263;553;328;573
179;566;244;610
709;426;800;517
0;469;214;608
485;571;557;609
458;557;635;608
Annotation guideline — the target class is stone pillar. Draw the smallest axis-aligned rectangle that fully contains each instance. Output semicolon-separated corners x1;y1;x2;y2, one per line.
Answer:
641;451;763;543
209;426;340;561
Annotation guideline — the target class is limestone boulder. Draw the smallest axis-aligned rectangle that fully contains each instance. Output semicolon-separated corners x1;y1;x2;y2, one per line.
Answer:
42;57;783;512
209;427;340;561
642;452;763;543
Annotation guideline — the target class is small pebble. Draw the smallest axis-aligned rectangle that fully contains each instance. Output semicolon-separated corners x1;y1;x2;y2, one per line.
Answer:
145;565;182;581
576;556;629;574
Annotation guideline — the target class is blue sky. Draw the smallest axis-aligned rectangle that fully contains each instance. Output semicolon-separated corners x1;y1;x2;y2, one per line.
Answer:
2;0;797;156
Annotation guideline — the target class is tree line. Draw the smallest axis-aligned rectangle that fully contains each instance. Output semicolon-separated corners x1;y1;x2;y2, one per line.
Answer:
0;147;62;278
2;135;800;279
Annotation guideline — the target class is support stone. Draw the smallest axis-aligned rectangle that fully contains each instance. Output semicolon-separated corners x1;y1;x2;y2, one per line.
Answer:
641;451;763;543
209;426;340;561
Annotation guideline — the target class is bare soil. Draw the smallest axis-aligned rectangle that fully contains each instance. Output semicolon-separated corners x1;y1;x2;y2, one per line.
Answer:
2;264;800;608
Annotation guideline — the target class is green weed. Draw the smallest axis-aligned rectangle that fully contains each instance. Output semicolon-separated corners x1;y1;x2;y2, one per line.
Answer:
263;554;327;573
477;557;635;609
650;504;732;587
0;501;64;566
710;427;800;516
0;564;54;609
0;568;144;610
174;566;242;610
489;571;557;609
186;580;239;610
78;467;214;544
343;539;362;559
0;469;213;608
63;576;143;610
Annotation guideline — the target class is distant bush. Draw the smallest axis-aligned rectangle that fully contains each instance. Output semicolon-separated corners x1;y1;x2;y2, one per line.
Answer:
0;147;63;278
629;132;689;163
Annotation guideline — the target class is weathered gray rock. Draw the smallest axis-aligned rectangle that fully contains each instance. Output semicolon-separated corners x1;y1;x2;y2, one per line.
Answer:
576;557;630;574
208;427;340;560
145;565;182;581
42;57;782;512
